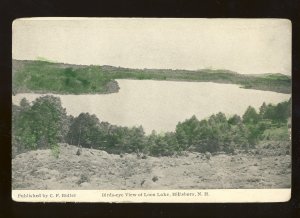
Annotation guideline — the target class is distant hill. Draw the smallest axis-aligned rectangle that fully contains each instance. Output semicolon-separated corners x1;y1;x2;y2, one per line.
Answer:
12;59;291;95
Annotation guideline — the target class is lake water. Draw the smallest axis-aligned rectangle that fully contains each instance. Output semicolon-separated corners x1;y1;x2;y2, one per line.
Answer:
12;79;291;134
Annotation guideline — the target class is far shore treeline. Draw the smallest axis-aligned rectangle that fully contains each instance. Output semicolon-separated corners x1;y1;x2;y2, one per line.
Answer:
13;60;291;95
12;95;291;158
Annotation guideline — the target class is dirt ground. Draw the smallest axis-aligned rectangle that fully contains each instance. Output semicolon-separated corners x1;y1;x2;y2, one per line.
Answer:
12;142;291;190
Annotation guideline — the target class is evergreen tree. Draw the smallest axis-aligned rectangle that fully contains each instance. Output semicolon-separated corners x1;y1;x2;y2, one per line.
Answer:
242;106;260;124
259;102;267;118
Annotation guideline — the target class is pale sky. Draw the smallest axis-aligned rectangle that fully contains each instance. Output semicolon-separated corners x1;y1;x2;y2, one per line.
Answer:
12;18;291;75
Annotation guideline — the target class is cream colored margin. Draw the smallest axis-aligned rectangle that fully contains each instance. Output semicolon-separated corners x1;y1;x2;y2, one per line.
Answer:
12;189;291;203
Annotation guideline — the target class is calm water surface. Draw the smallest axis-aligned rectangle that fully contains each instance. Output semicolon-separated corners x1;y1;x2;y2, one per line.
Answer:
12;79;291;134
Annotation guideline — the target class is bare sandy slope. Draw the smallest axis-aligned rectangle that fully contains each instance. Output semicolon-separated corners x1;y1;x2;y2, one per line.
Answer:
12;143;291;190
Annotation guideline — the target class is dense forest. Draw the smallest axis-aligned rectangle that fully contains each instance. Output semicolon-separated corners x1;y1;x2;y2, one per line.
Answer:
12;95;291;158
12;60;291;95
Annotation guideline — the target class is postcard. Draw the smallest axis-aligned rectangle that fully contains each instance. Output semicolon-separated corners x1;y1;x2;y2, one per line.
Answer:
12;18;291;202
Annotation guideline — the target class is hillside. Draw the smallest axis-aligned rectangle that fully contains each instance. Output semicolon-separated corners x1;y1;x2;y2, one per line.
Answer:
12;143;291;190
12;60;291;95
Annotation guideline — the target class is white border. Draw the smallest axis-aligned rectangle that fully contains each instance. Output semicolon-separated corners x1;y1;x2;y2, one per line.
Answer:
12;189;291;203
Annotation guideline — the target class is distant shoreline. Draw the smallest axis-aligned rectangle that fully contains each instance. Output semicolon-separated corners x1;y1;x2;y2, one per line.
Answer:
12;59;291;95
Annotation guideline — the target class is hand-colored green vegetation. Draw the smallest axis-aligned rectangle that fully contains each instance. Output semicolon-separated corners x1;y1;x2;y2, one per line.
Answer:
12;96;69;158
12;95;291;157
13;60;119;94
13;60;291;94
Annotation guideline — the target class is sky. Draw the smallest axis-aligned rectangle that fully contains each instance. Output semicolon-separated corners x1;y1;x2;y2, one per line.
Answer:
12;18;291;75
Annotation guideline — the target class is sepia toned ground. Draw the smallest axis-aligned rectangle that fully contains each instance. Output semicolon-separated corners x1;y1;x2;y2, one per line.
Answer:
12;142;291;190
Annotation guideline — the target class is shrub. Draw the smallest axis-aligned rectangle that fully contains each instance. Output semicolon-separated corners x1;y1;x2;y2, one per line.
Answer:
51;144;60;158
262;126;290;141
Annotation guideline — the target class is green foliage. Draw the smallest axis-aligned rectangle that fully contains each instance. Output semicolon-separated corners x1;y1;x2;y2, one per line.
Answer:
260;99;291;122
51;143;60;158
13;61;115;94
147;132;181;156
243;106;260;124
242;100;291;145
105;125;146;154
12;95;291;157
67;113;102;148
13;60;291;95
66;113;146;154
262;126;290;141
13;96;69;156
176;115;201;149
228;114;242;125
230;123;249;149
175;112;249;153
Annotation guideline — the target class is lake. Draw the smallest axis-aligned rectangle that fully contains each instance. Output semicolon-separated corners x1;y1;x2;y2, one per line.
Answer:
12;79;291;134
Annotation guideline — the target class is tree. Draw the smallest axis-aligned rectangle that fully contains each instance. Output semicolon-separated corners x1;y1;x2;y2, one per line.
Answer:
67;113;102;148
12;102;28;156
259;102;267;118
14;96;69;155
104;125;146;154
242;106;260;124
262;101;289;124
202;113;231;153
230;123;250;149
273;101;289;123
228;114;242;125
175;115;200;149
127;126;146;153
146;130;158;155
175;113;237;154
148;132;180;156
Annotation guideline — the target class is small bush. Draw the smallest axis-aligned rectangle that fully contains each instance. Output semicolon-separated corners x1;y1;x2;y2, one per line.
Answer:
152;176;158;182
51;144;60;158
77;174;90;185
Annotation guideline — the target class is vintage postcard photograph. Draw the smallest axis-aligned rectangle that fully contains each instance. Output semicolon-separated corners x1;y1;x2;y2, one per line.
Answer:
11;18;291;202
